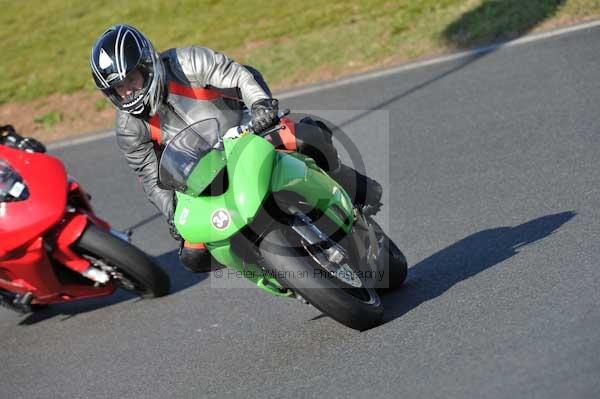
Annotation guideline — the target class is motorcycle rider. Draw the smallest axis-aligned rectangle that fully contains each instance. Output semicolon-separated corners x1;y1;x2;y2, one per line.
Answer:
90;24;382;273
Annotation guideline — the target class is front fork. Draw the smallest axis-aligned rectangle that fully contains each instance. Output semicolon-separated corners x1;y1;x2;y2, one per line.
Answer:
288;208;382;288
49;212;133;284
49;181;131;284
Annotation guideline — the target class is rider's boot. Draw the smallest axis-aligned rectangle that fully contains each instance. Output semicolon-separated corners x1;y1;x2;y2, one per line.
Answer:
328;162;383;216
179;242;215;273
296;117;383;215
307;118;383;215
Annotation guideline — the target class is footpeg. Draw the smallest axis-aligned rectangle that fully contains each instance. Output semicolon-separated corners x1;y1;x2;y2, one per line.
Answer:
361;201;382;217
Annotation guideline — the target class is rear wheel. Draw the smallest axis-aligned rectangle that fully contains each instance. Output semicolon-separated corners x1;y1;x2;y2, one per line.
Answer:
74;224;170;298
259;229;383;331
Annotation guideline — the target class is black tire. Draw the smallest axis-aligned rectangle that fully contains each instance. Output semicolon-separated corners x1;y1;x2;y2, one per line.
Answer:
375;237;408;293
259;229;383;331
369;218;408;293
74;224;170;298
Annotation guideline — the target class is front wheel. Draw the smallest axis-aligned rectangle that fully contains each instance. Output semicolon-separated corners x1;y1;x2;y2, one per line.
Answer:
259;229;383;331
74;224;170;298
369;218;408;293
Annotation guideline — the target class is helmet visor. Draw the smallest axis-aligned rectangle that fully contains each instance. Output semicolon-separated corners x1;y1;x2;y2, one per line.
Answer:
103;65;152;113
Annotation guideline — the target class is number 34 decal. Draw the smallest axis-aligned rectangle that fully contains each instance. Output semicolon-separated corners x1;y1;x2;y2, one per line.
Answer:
211;209;231;230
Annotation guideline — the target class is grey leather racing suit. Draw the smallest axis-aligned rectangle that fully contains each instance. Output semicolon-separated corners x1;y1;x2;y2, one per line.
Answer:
115;46;270;222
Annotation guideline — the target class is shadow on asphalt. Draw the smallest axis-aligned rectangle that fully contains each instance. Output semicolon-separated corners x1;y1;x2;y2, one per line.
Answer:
123;212;163;231
336;52;489;130
313;1;565;133
380;211;576;323
17;212;575;326
18;250;206;326
443;0;566;48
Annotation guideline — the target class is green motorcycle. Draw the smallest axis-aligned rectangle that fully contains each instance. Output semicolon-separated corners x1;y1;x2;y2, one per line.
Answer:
158;112;407;330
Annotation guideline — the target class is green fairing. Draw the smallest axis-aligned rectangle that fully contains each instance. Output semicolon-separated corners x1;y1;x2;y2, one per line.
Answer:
209;242;293;297
185;150;227;196
270;152;354;233
173;133;355;296
174;134;275;243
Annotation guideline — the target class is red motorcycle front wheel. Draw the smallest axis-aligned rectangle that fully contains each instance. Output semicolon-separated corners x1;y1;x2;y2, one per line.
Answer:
74;224;170;298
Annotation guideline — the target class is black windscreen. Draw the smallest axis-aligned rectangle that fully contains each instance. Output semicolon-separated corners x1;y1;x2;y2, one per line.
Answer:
158;119;222;192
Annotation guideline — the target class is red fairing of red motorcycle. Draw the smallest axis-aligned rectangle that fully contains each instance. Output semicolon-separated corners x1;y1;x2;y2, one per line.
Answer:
0;145;116;303
0;146;68;255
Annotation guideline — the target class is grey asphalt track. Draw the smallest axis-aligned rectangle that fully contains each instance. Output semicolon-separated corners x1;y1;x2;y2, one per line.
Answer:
2;25;600;399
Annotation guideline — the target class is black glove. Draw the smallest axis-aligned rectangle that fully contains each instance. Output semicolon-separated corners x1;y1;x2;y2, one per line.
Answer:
251;99;279;133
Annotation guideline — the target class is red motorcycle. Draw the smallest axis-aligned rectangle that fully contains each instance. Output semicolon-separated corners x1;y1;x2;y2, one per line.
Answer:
0;125;169;313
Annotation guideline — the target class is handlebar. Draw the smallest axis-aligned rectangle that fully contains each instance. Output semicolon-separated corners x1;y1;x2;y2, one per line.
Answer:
0;125;46;153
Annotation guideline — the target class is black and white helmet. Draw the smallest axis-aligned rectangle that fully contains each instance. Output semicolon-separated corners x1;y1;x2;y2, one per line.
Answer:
90;24;165;117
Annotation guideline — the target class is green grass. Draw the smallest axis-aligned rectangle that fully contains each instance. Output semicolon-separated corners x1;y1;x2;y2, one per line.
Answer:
1;0;599;106
94;97;109;112
33;111;62;128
